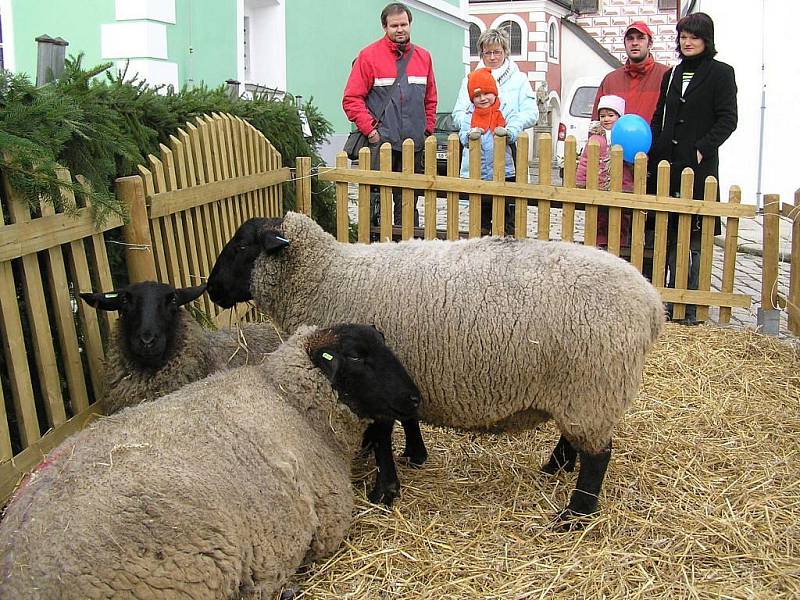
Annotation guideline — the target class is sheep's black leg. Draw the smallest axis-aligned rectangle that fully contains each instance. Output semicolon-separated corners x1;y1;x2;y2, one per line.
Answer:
542;435;578;474
555;441;612;531
400;418;427;467
360;422;380;456
366;420;401;506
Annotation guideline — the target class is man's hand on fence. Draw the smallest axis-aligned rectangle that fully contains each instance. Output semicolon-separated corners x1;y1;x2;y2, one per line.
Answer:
368;130;380;144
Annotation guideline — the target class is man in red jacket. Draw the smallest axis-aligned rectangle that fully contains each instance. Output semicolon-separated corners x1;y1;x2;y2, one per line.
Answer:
342;2;437;228
591;21;669;125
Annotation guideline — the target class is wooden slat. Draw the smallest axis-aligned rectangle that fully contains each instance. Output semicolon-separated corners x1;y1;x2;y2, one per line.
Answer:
357;145;371;243
5;179;66;429
584;140;599;247
37;197;90;419
259;136;271;217
317;169;755;218
64;231;105;405
672;168;695;320
138;165;168;283
240;118;258;218
467;134;481;239
534;134;550;241
448;134;466;240
424;137;437;240
197;118;226;264
491;134;506;236
74;174;117;335
761;194;780;311
561;137;577;242
656;288;751;308
335;152;349;242
629;154;648;272
170;135;204;297
295;156;312;216
0;403;103;506
652;161;671;288
718;187;742;323
788;195;800;335
204;115;233;248
607;145;623;255
514;132;530;239
380;143;394;242
161;143;192;288
0;188;40;448
696;177;718;322
149;154;182;288
401;139;415;241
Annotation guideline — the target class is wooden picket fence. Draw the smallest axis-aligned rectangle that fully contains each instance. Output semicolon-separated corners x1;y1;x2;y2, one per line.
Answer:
0;167;122;503
116;112;289;326
762;190;800;335
319;132;756;323
0;113;292;505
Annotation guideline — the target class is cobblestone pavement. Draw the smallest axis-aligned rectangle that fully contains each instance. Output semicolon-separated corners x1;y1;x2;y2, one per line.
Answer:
345;191;795;341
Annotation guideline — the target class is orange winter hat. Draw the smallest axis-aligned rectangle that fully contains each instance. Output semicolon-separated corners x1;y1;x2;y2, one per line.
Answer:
467;68;498;99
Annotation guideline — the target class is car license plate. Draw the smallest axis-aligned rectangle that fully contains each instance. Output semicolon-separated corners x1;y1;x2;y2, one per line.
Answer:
436;151;447;160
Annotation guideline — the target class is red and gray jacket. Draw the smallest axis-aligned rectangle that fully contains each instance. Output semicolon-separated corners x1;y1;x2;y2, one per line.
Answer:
342;36;437;151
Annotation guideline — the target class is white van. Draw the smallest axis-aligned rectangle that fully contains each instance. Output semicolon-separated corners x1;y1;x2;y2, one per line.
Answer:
555;75;602;168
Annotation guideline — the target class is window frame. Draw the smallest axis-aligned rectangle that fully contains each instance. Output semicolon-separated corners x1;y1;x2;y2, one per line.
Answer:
469;23;481;57
498;20;522;56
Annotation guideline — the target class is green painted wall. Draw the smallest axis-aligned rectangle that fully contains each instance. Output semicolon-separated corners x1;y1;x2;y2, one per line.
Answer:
168;0;237;88
11;0;114;76
285;0;466;133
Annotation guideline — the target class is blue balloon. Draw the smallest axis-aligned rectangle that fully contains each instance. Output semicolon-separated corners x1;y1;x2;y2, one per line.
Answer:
610;114;652;163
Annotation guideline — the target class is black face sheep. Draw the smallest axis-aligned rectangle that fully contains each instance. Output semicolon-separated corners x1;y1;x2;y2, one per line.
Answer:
0;323;421;599
205;213;665;528
80;281;284;413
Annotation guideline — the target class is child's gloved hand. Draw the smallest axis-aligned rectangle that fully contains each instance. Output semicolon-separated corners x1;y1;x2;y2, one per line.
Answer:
468;127;484;140
494;126;508;138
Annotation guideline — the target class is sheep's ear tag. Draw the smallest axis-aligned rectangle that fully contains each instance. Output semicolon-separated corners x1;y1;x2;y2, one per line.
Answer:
103;293;119;299
322;352;334;361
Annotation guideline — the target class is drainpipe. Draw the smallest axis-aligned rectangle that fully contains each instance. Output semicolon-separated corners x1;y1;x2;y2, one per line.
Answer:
755;0;766;212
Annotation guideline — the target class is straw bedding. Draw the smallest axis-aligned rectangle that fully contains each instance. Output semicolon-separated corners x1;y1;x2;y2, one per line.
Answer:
284;324;800;599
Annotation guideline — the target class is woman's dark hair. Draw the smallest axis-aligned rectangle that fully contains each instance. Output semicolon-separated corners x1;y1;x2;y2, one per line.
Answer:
675;12;717;58
381;3;412;27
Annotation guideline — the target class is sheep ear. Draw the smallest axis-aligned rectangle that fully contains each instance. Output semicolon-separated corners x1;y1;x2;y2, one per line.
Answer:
260;231;290;254
311;348;341;382
174;284;207;306
79;291;126;311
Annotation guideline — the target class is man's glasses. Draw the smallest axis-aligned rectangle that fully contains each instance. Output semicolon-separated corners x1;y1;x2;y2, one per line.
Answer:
481;50;504;57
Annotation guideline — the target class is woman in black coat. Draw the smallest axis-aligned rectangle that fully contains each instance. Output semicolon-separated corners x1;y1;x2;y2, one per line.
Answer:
648;12;737;323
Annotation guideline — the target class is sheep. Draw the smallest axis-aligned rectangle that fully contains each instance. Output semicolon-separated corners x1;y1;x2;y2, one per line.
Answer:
80;281;285;414
0;323;421;599
205;212;665;528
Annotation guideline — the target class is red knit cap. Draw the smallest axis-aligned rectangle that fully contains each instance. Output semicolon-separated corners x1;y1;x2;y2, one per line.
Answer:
467;68;498;99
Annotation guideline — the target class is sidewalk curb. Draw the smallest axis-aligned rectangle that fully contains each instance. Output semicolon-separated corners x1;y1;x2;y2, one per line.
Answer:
714;236;792;262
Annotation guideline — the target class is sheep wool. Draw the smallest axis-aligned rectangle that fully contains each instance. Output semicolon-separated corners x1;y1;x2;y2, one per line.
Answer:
103;312;284;414
0;326;365;600
251;212;663;455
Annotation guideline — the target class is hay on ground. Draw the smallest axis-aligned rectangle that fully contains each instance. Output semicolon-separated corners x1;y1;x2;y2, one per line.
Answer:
287;324;800;599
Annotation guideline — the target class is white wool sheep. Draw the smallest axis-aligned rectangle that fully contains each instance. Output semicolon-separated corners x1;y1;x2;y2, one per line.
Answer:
206;212;664;526
0;323;421;599
81;281;284;413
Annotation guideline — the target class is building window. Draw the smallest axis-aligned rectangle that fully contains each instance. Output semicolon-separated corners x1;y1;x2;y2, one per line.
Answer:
469;23;481;56
548;22;557;58
573;0;599;13
499;20;522;55
658;0;678;9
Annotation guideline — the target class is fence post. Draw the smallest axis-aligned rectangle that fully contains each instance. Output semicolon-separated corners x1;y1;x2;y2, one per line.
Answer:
758;194;781;335
35;35;69;86
295;157;311;215
116;176;157;282
225;79;240;99
788;189;800;336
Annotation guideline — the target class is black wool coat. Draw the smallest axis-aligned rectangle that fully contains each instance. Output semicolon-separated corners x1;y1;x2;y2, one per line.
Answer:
648;56;737;234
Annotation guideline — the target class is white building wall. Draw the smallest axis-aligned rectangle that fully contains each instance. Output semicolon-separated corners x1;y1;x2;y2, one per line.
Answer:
689;0;796;208
243;0;286;91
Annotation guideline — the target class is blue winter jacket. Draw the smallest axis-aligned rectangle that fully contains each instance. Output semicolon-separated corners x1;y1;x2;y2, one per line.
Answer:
451;58;539;140
458;100;517;180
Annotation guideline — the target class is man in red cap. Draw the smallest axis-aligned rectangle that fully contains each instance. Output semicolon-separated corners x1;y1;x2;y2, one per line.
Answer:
591;21;669;125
